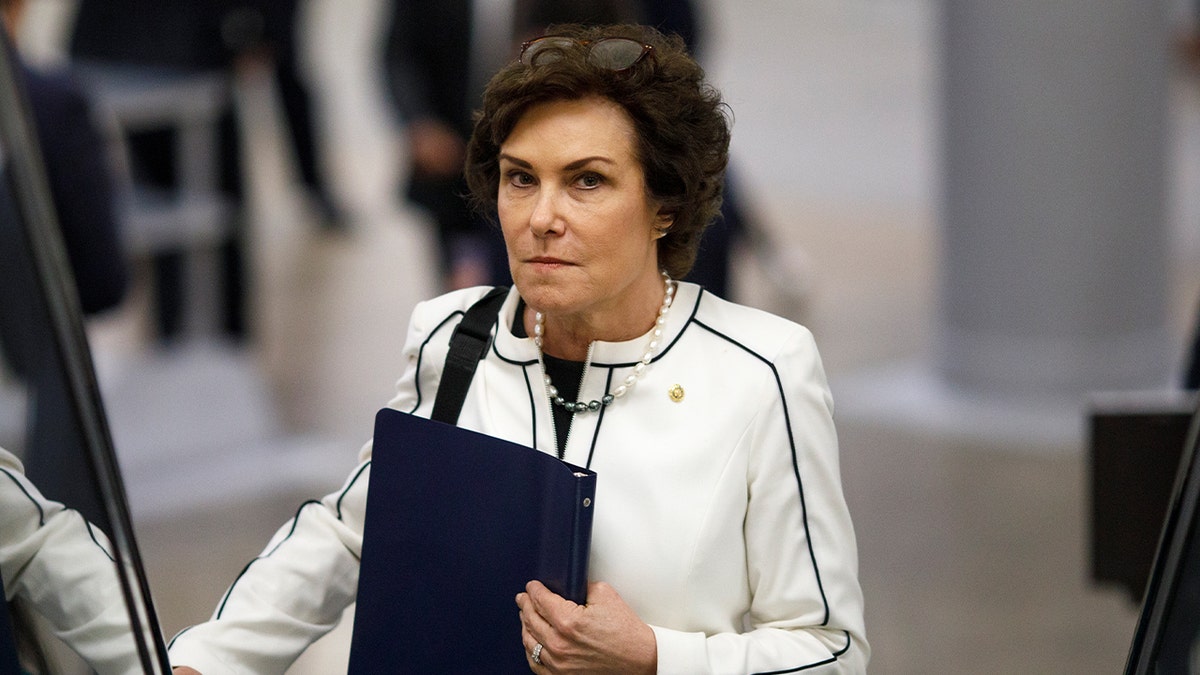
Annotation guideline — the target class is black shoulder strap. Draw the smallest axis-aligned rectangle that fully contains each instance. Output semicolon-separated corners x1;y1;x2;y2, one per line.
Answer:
430;286;509;424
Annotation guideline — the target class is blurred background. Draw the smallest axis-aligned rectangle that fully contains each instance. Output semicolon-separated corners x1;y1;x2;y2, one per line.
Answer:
5;0;1200;672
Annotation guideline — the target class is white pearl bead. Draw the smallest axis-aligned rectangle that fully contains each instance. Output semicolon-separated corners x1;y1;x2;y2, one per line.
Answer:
613;384;628;397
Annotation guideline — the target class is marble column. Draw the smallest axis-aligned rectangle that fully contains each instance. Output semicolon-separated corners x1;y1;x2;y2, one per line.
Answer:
939;0;1174;398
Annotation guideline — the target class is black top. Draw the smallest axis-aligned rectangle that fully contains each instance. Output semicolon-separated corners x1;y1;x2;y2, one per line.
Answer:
512;299;582;458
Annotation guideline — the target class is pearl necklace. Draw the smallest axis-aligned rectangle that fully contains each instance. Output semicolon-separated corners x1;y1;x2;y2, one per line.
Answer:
534;272;676;413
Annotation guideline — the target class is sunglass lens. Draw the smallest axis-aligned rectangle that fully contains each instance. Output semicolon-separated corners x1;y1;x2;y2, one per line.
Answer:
521;37;574;67
589;38;646;70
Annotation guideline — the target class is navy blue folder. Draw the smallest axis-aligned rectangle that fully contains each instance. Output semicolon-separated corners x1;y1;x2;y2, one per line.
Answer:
348;408;597;673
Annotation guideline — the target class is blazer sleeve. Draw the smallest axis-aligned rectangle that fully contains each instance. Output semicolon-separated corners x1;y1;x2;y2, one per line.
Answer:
165;458;370;674
165;291;469;673
651;326;869;674
0;449;145;674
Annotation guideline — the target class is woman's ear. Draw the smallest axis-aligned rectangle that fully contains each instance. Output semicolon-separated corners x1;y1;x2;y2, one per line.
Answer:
654;211;674;239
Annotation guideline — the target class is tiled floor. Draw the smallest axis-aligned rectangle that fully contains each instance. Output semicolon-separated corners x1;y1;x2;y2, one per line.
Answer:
48;0;1200;672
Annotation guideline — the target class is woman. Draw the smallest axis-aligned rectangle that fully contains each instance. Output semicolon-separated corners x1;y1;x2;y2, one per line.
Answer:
170;24;867;674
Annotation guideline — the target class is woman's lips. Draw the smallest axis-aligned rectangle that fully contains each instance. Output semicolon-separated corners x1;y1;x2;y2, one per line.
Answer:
527;257;572;266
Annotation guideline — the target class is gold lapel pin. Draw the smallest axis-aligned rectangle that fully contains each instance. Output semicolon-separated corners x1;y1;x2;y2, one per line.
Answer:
668;384;685;402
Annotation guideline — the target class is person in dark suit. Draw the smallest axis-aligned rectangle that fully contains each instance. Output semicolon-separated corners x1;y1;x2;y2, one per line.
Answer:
1;0;127;529
69;0;340;341
383;0;502;289
23;71;128;313
70;0;246;341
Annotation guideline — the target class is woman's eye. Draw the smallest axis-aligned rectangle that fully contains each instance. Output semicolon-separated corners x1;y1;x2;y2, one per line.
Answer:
507;171;535;187
575;173;603;189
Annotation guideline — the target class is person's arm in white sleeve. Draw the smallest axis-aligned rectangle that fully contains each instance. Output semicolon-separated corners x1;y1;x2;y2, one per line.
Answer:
166;294;452;673
652;327;869;674
0;447;147;674
165;458;369;675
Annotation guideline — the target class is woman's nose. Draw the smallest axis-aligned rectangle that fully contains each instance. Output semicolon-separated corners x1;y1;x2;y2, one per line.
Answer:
529;187;564;237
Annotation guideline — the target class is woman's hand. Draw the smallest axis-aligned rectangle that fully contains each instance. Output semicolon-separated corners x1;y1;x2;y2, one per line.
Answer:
515;580;656;674
172;668;201;675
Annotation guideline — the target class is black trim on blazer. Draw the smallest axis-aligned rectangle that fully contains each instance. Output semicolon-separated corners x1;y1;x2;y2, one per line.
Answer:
521;364;539;450
1;466;115;562
752;630;853;674
84;520;116;563
211;559;257;622
410;310;466;413
208;462;371;622
263;500;323;558
491;331;539;367
166;626;192;649
584;367;616;470
213;498;322;620
1;467;45;526
335;462;372;520
691;317;845;672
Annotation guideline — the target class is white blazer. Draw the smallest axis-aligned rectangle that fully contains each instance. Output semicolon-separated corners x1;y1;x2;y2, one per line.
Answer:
169;282;868;674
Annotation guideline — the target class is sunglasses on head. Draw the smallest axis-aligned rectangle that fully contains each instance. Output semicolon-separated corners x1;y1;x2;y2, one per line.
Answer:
518;36;655;72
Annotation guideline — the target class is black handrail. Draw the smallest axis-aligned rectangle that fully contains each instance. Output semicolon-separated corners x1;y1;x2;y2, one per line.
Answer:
0;33;171;675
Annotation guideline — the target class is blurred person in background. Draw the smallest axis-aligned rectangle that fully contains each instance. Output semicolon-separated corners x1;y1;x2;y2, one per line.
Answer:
69;0;343;342
1;14;143;664
1;0;127;316
383;0;509;290
70;0;248;343
0;0;127;528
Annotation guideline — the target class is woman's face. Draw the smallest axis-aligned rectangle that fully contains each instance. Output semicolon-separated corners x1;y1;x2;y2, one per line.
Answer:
497;96;670;327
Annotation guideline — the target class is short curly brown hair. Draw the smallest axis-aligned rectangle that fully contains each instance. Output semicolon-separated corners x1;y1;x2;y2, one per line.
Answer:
464;24;731;279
